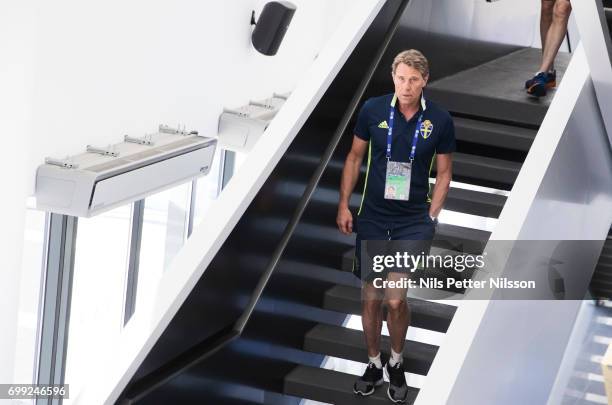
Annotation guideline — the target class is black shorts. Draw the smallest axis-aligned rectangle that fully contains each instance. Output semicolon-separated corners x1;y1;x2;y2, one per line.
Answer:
352;212;436;283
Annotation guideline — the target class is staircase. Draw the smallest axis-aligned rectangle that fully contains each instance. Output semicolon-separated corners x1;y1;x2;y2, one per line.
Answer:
118;2;573;404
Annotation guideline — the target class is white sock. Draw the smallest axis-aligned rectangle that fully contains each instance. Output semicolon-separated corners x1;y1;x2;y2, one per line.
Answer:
389;349;402;367
368;353;382;369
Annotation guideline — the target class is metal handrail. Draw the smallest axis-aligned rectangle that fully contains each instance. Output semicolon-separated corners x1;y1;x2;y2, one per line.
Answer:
122;0;410;402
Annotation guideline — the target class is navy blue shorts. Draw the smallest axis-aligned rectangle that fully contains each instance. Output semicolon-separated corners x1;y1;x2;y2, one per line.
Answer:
352;212;436;283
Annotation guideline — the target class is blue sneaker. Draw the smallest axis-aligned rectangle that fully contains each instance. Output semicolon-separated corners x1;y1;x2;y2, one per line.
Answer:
525;70;556;97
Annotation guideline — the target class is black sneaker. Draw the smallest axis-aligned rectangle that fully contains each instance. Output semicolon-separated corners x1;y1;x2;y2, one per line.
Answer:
353;362;384;396
385;362;408;403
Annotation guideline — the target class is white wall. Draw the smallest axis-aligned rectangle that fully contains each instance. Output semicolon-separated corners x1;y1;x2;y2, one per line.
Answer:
403;0;576;51
2;0;351;394
27;0;350;195
0;1;35;393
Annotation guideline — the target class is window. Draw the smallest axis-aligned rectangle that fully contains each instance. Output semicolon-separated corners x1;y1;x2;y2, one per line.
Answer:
65;205;131;399
136;183;191;312
40;143;226;396
15;199;47;385
192;148;224;228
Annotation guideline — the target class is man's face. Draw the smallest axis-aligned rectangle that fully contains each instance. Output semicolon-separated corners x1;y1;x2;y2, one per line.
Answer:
392;63;428;106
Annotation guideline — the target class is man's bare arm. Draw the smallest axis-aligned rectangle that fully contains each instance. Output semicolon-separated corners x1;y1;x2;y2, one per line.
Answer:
429;153;452;218
337;136;368;234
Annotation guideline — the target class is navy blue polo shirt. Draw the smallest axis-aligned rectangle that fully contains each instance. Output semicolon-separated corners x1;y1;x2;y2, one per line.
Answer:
353;93;456;220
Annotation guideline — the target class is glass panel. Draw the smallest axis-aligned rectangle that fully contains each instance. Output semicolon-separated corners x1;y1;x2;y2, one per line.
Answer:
234;150;248;174
15;199;47;384
137;183;190;312
193;148;223;227
65;205;131;400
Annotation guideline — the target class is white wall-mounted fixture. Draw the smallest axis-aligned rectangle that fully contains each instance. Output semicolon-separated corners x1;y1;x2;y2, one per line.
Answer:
35;125;217;217
217;92;289;153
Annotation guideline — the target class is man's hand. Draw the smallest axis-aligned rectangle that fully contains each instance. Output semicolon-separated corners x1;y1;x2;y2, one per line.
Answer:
429;153;452;218
337;136;367;235
337;206;353;235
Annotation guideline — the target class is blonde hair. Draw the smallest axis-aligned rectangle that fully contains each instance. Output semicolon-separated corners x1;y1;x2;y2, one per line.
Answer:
391;49;429;78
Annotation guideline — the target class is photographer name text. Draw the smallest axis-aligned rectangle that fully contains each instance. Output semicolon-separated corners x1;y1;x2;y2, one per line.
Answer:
372;277;536;290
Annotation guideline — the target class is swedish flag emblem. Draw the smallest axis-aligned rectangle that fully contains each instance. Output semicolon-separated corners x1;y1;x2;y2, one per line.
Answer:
378;120;389;129
420;120;433;139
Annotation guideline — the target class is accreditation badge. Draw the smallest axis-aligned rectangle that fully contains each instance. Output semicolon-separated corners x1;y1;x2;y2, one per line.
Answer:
384;160;411;201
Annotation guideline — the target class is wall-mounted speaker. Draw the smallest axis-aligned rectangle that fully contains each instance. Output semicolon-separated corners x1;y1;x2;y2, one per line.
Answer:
251;1;297;56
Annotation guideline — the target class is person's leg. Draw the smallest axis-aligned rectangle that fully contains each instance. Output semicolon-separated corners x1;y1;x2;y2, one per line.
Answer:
540;0;555;53
383;271;411;403
539;0;571;73
527;0;570;96
353;220;387;396
362;281;384;358
354;278;385;396
383;215;434;355
384;272;410;355
355;220;386;358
